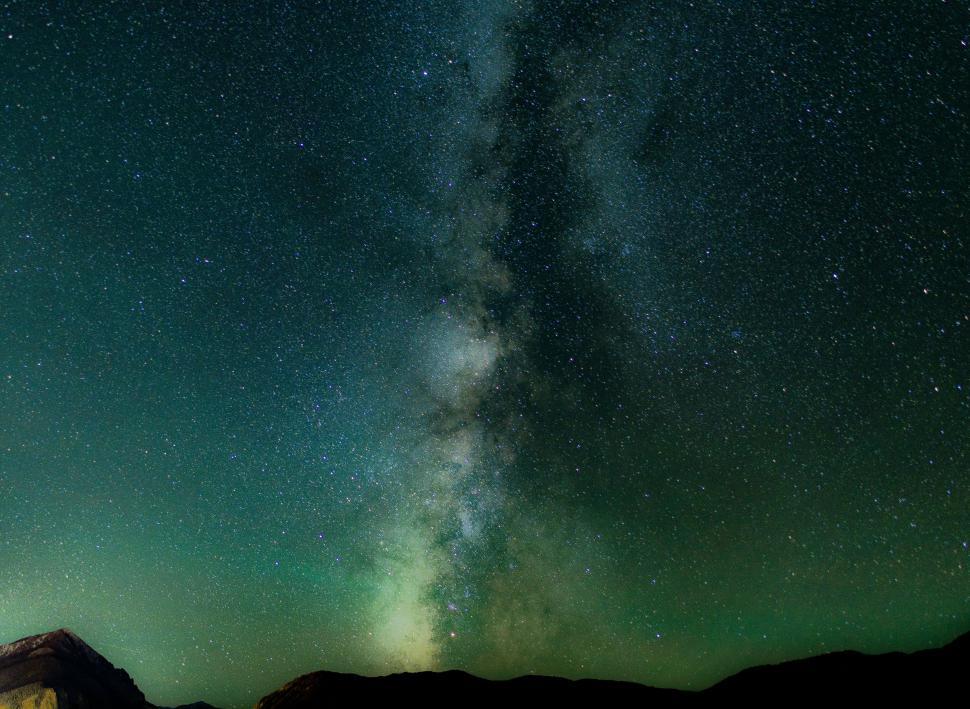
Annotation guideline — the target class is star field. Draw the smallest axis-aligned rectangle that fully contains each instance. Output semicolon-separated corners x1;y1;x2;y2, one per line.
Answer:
1;2;968;707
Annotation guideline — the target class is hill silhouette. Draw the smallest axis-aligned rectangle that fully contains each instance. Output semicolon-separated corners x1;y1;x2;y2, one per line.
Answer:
0;627;966;707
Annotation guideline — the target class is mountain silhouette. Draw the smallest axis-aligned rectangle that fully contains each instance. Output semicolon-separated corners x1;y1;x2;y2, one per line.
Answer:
0;629;218;709
254;669;689;707
255;631;970;706
704;630;969;702
1;627;966;707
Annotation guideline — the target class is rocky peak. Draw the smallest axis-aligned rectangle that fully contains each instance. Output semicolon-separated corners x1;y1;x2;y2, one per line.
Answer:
0;628;148;708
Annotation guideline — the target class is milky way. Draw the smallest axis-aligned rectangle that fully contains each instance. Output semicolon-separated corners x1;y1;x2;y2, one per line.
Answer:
1;2;968;708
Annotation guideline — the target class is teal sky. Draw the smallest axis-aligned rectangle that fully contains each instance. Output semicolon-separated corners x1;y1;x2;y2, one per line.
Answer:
1;2;968;707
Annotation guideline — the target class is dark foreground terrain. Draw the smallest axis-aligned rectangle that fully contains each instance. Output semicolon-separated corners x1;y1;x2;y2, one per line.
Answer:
0;627;966;708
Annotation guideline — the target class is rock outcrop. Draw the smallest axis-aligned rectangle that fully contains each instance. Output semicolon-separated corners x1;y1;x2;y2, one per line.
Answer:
0;628;149;708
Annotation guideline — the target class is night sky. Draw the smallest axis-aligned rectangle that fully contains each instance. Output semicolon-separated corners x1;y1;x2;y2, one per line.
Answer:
1;2;968;707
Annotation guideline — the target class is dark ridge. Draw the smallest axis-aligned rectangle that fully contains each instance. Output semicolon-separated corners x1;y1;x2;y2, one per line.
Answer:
3;628;967;707
256;630;970;707
704;629;969;701
254;668;692;708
